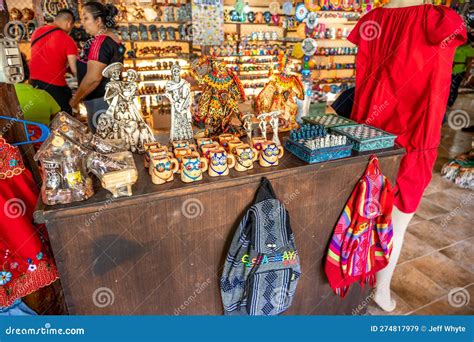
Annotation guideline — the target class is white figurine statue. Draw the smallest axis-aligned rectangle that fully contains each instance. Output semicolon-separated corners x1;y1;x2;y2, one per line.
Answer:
101;62;155;154
257;110;281;145
164;63;193;141
242;113;255;143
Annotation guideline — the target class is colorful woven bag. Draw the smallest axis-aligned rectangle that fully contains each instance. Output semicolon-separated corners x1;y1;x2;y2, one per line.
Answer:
325;155;394;298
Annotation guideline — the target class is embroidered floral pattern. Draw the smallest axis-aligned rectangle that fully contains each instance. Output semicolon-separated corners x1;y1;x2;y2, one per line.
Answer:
0;271;12;285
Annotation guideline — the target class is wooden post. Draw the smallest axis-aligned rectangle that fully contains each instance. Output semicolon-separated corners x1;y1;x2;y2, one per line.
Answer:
0;1;41;184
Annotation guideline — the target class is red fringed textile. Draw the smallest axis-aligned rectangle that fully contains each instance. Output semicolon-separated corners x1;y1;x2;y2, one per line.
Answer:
325;156;394;298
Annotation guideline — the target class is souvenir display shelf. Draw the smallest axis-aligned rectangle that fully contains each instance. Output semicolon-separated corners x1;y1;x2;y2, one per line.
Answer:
303;11;359;105
35;130;405;315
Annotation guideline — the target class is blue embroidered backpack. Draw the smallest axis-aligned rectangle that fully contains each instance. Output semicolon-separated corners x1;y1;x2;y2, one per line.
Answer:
220;177;301;315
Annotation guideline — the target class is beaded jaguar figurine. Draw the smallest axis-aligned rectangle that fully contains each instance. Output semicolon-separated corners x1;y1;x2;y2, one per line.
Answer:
191;57;246;137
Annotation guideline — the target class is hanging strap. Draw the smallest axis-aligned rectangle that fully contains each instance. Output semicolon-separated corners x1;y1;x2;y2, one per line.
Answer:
31;27;61;47
365;155;382;176
255;177;277;203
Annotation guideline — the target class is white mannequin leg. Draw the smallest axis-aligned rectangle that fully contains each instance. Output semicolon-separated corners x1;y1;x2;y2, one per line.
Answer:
374;205;415;312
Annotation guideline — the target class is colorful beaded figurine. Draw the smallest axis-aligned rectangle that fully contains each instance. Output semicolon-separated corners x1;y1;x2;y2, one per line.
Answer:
191;57;246;137
255;53;304;132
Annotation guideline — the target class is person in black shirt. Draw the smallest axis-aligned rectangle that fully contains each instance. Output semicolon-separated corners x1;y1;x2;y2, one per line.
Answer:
70;2;124;132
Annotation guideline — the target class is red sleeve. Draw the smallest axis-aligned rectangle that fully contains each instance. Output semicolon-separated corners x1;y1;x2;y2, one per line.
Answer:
426;5;467;47
88;35;107;62
64;35;77;56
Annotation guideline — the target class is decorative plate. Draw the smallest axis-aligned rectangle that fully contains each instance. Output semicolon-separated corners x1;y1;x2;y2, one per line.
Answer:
295;3;308;22
302;38;317;56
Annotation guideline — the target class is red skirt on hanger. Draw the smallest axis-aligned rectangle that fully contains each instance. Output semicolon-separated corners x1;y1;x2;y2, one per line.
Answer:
348;5;466;213
0;137;58;307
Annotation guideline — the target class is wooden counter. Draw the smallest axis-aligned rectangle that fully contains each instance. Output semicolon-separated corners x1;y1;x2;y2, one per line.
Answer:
35;137;404;315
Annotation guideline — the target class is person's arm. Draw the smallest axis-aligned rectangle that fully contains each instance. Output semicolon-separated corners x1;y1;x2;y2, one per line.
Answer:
70;60;106;107
67;55;77;76
65;36;78;76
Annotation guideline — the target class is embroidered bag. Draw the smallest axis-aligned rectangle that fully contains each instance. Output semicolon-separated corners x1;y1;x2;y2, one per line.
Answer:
325;155;394;298
220;177;301;315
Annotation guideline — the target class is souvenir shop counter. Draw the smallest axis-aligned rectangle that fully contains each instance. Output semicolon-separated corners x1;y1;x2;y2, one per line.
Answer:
35;138;405;315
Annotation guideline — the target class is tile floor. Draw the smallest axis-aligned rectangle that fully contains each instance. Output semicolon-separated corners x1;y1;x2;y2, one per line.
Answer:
368;94;474;315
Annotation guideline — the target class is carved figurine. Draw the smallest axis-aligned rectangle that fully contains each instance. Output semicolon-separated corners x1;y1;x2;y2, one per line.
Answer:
162;64;194;141
117;3;128;21
101;62;155;154
191;57;246;137
242;113;255;144
257;110;281;146
255;54;305;131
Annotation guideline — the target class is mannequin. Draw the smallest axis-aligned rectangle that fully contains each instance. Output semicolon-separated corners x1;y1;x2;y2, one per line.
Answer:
347;0;466;312
383;0;426;8
373;0;422;314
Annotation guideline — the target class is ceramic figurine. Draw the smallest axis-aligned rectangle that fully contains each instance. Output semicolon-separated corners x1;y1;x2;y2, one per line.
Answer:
174;146;194;164
227;138;243;155
201;143;221;159
150;152;179;185
167;27;176;41
172;140;190;150
129;25;139;41
251;136;266;151
139;24;148;41
258;113;269;141
191;57;246;137
256;53;304;131
218;133;235;149
158;26;167;40
101;62;155;154
242;113;255;144
259;141;284;167
144;142;161;168
196;138;214;150
180;152;208;183
269;110;281;146
208;149;236;177
164;64;193;141
233;144;258;172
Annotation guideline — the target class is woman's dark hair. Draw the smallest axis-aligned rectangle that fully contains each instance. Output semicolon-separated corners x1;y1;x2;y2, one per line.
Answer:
84;1;118;29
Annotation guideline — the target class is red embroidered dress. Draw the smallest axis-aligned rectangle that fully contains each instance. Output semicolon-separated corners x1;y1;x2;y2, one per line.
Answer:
348;5;466;213
0;137;58;307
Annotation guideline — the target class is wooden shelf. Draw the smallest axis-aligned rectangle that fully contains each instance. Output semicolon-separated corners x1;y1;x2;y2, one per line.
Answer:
123;40;192;43
117;21;191;25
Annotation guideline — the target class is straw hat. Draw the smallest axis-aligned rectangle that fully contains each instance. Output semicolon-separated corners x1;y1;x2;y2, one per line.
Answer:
102;62;123;78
